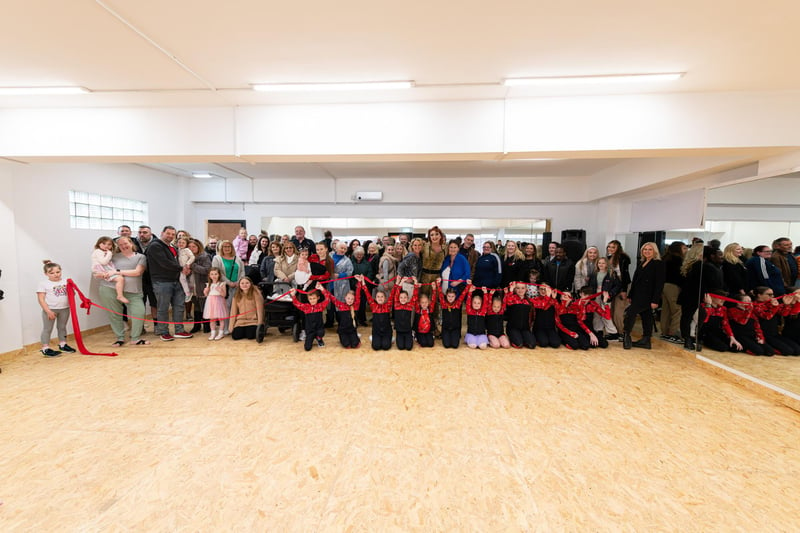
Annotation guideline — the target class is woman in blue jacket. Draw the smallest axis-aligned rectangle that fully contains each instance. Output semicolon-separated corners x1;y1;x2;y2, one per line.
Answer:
441;240;472;297
473;241;503;290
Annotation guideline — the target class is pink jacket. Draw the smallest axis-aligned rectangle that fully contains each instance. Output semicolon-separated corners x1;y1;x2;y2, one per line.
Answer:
232;236;249;261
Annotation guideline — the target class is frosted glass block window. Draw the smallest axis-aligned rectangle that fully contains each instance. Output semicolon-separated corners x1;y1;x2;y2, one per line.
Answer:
69;190;148;231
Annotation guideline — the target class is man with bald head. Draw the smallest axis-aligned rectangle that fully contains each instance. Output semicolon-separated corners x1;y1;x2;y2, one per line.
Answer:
291;225;315;252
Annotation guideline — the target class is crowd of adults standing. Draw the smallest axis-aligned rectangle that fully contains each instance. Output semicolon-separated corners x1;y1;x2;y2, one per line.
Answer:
97;224;800;350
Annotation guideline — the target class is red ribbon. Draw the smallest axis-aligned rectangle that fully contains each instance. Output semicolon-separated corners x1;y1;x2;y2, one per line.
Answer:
67;279;118;357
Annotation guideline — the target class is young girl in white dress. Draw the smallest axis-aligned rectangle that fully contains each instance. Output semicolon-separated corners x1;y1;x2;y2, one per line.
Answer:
203;267;228;340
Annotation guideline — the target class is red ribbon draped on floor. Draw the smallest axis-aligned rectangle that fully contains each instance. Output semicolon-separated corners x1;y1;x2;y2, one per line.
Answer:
66;279;118;357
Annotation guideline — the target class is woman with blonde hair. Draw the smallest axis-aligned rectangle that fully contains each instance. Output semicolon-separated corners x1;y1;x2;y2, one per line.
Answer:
377;239;400;295
500;240;525;288
622;242;665;350
211;239;245;335
573;246;600;293
721;242;748;297
274;241;298;286
398;237;424;296
679;244;724;350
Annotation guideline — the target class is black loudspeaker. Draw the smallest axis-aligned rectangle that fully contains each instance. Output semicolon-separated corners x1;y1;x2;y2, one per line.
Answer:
560;229;587;262
637;231;666;258
541;232;552;256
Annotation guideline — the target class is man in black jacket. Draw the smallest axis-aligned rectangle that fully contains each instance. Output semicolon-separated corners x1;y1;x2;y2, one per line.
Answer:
291;226;315;253
145;226;193;341
544;246;575;295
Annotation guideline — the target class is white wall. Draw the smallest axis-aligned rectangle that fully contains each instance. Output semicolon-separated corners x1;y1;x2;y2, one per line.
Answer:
0;161;23;354
705;221;800;250
8;163;183;351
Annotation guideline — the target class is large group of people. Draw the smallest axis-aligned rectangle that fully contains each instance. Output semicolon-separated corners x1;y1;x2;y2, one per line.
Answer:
35;224;800;358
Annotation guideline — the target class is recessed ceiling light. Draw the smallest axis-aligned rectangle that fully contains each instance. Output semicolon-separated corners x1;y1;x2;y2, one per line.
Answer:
0;86;91;95
503;73;685;87
191;172;214;179
252;81;415;92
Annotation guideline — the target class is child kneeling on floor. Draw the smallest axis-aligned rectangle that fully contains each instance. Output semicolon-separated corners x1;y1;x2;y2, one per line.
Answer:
328;287;362;349
290;285;329;351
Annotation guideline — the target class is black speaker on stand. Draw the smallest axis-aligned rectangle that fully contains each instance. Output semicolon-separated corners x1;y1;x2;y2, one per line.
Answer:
541;232;553;258
560;229;587;263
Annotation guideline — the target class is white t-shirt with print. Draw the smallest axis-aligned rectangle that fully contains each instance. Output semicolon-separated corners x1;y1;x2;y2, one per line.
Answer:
37;278;69;309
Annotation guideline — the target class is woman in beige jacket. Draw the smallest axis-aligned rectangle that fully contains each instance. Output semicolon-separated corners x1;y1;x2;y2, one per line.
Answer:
274;241;299;286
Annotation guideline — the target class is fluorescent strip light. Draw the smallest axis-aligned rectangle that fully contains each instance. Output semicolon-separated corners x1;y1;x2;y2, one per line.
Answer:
504;158;563;162
191;172;214;179
0;86;90;95
503;73;684;87
252;81;414;92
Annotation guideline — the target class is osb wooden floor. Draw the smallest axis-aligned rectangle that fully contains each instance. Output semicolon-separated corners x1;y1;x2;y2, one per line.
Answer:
2;327;800;531
701;348;800;396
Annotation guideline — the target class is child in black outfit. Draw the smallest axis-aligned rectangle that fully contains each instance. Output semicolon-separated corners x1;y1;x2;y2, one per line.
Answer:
465;283;491;349
328;288;362;349
753;286;800;355
727;294;772;356
504;282;537;349
414;281;436;348
576;286;611;349
555;291;598;350
438;279;469;349
532;283;560;348
359;275;395;351
699;290;742;353
782;293;800;345
290;286;329;351
393;277;417;351
486;289;510;349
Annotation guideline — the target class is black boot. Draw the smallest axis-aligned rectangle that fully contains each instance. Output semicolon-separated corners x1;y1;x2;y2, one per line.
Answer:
632;336;651;349
623;333;632;350
683;337;695;351
190;310;203;334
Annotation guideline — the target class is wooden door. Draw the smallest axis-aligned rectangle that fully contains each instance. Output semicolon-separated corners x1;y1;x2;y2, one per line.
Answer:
206;219;246;243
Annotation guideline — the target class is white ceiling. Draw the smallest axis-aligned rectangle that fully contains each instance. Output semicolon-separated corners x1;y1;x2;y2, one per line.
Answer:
144;158;626;181
3;1;799;184
2;0;799;108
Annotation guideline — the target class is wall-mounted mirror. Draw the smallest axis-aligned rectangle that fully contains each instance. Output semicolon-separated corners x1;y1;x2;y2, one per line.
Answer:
677;174;800;400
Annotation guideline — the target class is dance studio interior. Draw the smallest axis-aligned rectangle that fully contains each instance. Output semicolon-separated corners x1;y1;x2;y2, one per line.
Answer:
2;1;799;530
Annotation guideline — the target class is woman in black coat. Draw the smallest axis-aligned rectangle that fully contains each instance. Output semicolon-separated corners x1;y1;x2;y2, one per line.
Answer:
721;242;748;298
678;245;726;350
623;242;666;350
607;240;632;335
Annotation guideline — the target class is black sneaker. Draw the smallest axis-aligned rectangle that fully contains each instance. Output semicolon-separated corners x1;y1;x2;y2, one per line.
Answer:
605;333;620;341
59;344;77;353
316;338;325;347
41;348;62;357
